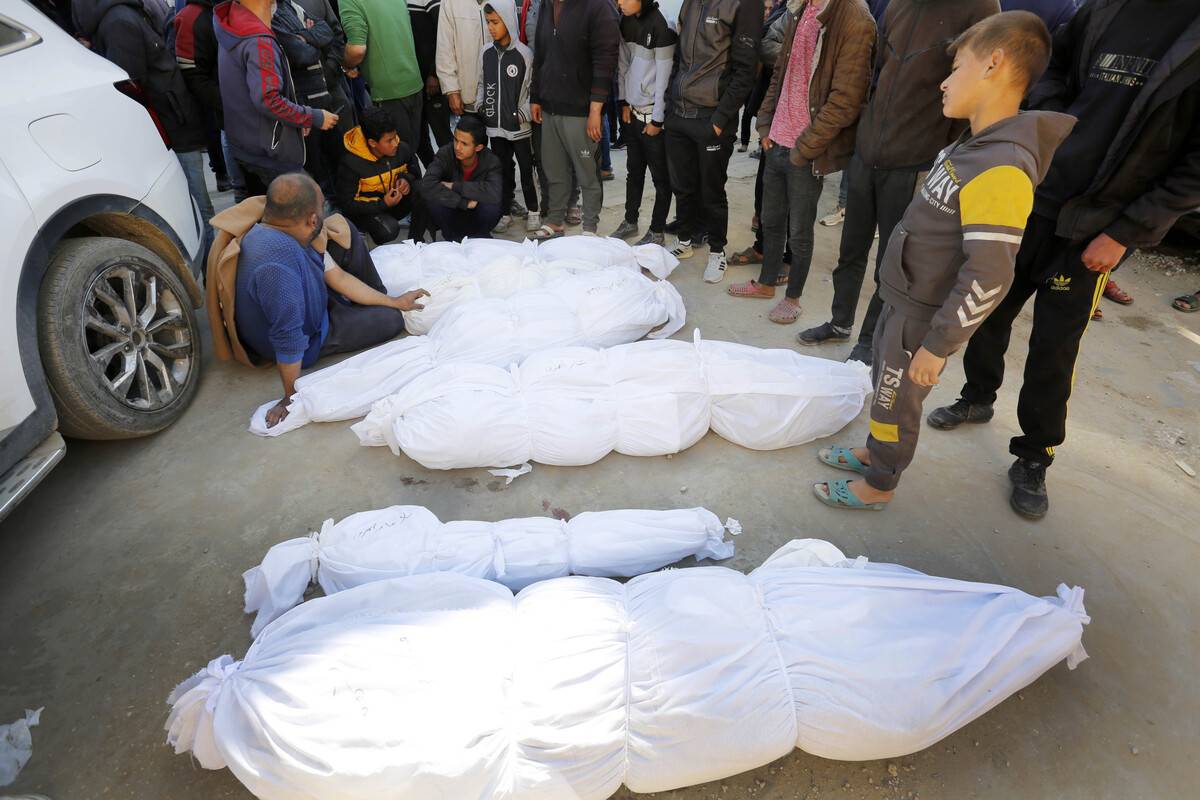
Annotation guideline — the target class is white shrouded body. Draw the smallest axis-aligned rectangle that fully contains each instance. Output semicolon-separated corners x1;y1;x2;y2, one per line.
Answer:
242;505;737;637
166;541;1090;799
353;334;874;467
249;267;686;436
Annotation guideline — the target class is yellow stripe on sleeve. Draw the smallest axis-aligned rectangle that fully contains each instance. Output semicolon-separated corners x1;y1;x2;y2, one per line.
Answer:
959;165;1034;231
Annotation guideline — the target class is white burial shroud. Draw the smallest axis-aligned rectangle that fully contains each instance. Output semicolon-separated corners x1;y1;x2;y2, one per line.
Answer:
353;331;874;467
242;505;738;637
249;261;686;436
166;539;1090;799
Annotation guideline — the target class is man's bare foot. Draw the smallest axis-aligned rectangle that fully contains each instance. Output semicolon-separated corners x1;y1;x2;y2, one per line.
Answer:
850;447;870;466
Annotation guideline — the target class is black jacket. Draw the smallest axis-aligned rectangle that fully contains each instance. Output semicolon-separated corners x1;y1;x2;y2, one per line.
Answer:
1029;0;1200;248
75;0;206;152
668;0;762;131
530;0;621;117
336;126;422;217
272;0;339;107
174;0;222;122
419;144;503;209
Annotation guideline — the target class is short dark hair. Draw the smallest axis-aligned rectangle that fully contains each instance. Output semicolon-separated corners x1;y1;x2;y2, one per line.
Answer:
483;3;497;13
361;107;398;144
456;113;487;147
263;173;320;223
949;10;1051;95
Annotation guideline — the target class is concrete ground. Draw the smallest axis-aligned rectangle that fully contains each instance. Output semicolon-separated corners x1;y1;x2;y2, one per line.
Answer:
1;145;1198;800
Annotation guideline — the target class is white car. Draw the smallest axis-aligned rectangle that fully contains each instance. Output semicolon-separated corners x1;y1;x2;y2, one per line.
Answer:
0;1;206;520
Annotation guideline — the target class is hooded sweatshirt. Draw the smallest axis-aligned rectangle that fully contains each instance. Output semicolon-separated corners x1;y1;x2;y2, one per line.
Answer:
214;0;326;171
175;0;223;123
75;0;206;151
336;127;422;217
877;111;1077;358
475;0;533;140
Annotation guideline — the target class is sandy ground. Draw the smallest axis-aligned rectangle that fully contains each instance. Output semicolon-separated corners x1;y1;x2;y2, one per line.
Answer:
1;145;1198;800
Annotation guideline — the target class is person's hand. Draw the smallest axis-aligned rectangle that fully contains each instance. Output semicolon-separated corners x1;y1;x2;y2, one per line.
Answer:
391;288;430;311
448;92;464;116
384;185;402;207
531;103;542;124
319;111;339;130
304;18;315;28
587;108;603;142
762;137;774;151
397;177;411;197
425;73;440;97
265;399;291;428
467;199;478;209
343;67;359;79
645;122;662;137
302;127;311;137
908;347;946;387
621;106;631;124
1081;232;1127;273
712;123;723;138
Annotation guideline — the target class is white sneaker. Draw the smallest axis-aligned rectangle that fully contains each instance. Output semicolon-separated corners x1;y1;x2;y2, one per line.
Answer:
526;211;541;233
703;251;727;284
819;206;846;227
670;239;694;259
493;215;512;234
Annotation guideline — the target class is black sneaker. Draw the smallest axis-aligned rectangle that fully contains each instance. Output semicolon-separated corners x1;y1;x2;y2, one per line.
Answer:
927;398;995;430
796;321;851;347
1008;458;1049;519
846;344;872;366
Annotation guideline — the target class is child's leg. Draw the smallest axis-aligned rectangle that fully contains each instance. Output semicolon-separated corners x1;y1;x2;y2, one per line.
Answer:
514;137;538;212
864;304;936;492
624;119;648;225
491;137;517;215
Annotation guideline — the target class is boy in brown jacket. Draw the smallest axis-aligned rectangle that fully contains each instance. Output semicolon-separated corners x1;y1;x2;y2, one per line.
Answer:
725;0;876;325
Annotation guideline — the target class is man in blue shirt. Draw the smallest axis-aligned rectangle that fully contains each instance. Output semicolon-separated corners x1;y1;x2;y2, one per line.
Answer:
236;173;429;428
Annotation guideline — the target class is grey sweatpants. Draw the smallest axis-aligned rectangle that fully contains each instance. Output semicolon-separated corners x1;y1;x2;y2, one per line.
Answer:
541;111;602;231
864;303;938;492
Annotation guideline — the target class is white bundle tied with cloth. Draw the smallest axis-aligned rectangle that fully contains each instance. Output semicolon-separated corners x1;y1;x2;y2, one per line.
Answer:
166;539;1090;799
353;331;873;467
249;268;686;436
242;505;737;637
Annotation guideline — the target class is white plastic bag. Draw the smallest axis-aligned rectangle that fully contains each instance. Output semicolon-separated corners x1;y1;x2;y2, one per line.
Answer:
248;269;686;437
242;505;736;637
0;708;42;788
353;332;872;466
166;540;1090;798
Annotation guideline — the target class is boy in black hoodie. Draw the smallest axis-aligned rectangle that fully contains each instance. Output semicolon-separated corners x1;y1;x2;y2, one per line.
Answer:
337;108;427;243
812;12;1073;512
420;114;505;240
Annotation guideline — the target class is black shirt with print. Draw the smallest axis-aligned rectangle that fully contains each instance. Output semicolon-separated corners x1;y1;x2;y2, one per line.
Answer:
1035;0;1194;213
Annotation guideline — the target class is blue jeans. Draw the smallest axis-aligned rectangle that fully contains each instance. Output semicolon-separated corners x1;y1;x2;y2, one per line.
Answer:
221;131;247;200
176;150;215;270
757;145;823;299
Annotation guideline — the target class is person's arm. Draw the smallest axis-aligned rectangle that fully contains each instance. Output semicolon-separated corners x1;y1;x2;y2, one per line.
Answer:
336;160;390;215
587;0;620;108
648;25;676;127
436;0;461;99
340;0;368;67
530;0;544;107
711;0;761;133
455;161;503;205
754;16;789;146
243;34;325;129
305;19;335;49
617;34;630;105
325;261;430;308
265;359;302;427
475;45;487;110
323;0;347;66
1102;114;1200;253
758;7;788;67
420;154;465;206
792;13;876;162
273;10;323;68
920;162;1034;366
183;14;224;112
517;45;534;122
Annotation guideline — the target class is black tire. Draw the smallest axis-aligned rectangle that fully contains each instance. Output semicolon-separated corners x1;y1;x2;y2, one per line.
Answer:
38;237;202;440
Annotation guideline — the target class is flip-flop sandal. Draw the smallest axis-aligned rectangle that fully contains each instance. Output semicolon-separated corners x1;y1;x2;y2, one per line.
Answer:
1172;292;1200;313
727;279;775;298
813;478;888;511
530;224;564;241
729;247;763;266
818;446;868;475
768;299;801;324
1104;280;1133;305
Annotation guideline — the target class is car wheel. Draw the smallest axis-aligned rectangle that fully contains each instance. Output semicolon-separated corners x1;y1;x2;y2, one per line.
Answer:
38;236;202;440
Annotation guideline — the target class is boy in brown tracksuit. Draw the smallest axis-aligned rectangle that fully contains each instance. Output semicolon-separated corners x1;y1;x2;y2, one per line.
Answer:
811;11;1075;510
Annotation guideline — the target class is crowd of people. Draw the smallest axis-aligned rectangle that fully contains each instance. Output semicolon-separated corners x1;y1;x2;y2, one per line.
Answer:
43;0;1200;519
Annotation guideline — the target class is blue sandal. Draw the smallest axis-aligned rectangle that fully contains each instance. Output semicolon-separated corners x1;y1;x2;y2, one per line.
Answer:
813;479;888;511
818;446;868;475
